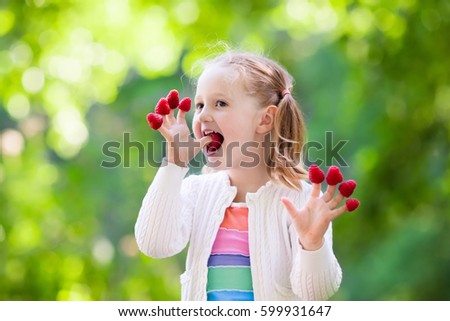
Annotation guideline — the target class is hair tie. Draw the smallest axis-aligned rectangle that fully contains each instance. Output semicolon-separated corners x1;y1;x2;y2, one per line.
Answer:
281;89;291;97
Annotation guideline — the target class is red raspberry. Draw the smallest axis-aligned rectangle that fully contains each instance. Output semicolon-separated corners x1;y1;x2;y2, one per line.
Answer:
326;166;343;185
155;98;170;115
308;164;325;184
167;90;179;109
178;97;191;112
345;199;360;212
205;132;224;155
338;180;357;197
146;113;163;130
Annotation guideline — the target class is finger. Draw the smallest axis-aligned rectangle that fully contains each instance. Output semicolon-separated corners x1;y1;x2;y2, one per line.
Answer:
176;109;186;125
165;108;176;126
310;183;321;198
157;125;172;142
330;204;348;220
321;185;336;202
327;193;344;210
198;135;212;148
157;119;176;141
280;197;299;220
193;135;212;155
158;124;168;137
308;164;324;198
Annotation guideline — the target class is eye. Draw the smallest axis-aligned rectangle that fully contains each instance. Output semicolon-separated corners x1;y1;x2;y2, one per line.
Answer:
195;102;204;110
216;100;227;107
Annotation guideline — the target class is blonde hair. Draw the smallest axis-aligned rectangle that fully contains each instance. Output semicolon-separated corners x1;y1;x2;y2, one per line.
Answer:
199;51;308;190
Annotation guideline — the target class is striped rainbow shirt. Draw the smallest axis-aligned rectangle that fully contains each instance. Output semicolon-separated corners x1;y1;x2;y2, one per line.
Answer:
206;203;254;301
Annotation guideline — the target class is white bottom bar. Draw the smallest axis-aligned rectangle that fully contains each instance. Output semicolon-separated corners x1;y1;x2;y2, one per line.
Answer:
1;301;449;320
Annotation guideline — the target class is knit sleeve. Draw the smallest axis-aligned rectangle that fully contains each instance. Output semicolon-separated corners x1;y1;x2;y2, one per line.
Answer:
289;222;342;300
134;160;197;258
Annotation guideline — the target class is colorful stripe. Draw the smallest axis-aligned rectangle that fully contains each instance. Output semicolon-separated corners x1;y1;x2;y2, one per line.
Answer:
208;254;250;267
220;207;248;231
210;228;249;256
207;206;254;301
207;290;254;301
207;267;253;291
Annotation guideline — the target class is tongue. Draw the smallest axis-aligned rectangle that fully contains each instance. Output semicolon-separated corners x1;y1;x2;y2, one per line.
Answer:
206;132;224;155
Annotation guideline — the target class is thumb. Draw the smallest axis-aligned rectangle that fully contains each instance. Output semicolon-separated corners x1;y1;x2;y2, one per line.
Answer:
193;135;213;155
198;135;213;148
280;197;298;220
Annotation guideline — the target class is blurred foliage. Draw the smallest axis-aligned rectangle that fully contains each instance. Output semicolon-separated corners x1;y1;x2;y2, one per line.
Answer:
0;0;449;300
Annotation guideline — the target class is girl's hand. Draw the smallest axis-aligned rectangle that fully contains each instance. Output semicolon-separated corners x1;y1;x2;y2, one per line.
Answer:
280;166;357;251
151;95;212;167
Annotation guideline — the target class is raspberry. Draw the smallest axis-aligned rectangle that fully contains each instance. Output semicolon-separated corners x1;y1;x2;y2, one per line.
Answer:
146;113;163;130
205;132;224;154
345;199;360;212
167;90;179;109
308;164;325;184
326;166;343;185
155;98;170;115
338;180;357;197
178;97;191;112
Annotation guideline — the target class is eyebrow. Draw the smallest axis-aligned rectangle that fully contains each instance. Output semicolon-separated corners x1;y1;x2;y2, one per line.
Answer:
195;92;233;101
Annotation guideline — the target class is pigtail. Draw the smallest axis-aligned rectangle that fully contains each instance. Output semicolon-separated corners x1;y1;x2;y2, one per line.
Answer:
268;92;308;191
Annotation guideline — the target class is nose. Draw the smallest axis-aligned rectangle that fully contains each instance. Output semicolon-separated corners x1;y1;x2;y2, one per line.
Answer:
198;105;213;122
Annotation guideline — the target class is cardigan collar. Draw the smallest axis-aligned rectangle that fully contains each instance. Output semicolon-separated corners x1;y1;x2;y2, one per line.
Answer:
212;169;280;203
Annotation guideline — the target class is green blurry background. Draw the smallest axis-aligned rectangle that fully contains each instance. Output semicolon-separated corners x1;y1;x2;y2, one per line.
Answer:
1;0;449;300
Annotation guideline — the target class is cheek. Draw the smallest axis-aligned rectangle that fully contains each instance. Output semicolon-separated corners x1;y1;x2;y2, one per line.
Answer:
192;115;201;139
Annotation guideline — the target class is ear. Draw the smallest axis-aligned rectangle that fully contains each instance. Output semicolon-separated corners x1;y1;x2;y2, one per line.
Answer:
256;105;277;134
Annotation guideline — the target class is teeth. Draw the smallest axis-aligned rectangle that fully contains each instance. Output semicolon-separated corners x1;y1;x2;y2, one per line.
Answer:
203;130;216;136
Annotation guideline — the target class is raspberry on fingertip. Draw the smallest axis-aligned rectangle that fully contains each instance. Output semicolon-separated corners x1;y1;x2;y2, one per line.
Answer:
146;113;163;130
155;98;170;115
345;199;360;212
167;90;180;109
308;164;325;184
339;180;357;197
326;166;343;185
178;97;191;112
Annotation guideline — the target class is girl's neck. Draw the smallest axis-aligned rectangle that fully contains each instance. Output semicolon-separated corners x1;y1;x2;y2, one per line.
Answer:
227;165;271;203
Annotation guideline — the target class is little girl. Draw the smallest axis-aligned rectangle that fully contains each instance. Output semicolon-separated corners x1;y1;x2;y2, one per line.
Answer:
135;51;357;301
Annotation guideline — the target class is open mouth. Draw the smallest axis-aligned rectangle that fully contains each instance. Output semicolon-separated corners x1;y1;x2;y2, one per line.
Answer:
203;130;224;156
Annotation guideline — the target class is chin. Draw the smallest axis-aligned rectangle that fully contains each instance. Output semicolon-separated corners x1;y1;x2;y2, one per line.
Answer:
204;154;227;171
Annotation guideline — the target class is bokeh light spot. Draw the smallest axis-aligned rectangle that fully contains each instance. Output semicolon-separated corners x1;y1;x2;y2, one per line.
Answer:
62;256;84;280
0;10;15;36
54;108;89;146
103;50;127;75
22;67;45;93
0;129;25;156
10;42;33;67
9;219;42;250
7;94;30;119
119;234;139;257
174;1;199;25
92;237;115;265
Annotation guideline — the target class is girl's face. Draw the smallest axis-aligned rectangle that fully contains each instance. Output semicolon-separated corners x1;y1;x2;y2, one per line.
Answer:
193;65;266;169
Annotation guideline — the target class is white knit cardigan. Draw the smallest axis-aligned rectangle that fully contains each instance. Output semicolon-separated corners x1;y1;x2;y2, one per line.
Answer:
135;161;342;301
